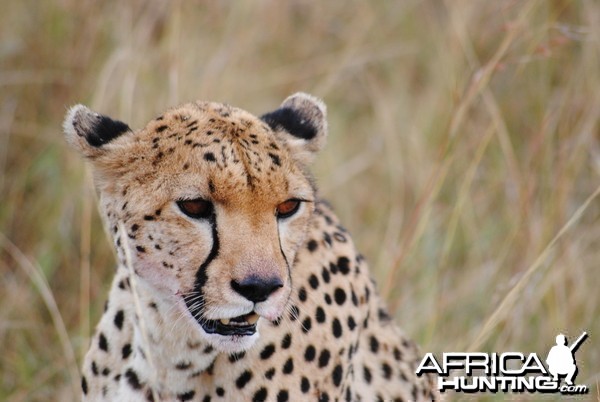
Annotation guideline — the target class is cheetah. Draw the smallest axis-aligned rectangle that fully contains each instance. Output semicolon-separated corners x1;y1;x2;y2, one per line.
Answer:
64;93;437;401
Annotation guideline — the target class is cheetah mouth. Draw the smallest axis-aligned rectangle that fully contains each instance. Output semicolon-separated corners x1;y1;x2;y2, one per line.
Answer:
200;312;259;336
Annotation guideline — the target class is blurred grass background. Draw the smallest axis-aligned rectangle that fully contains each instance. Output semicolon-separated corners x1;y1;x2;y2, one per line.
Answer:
1;0;599;400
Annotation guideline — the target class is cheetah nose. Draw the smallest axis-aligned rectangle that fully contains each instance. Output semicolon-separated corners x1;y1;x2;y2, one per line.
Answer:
231;276;283;303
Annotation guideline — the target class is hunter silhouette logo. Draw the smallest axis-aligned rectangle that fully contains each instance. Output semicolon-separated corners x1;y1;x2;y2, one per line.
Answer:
416;331;589;395
546;332;588;386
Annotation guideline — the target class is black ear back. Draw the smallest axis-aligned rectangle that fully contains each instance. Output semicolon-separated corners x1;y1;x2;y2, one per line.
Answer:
64;105;131;152
259;93;328;165
261;107;317;140
83;114;131;147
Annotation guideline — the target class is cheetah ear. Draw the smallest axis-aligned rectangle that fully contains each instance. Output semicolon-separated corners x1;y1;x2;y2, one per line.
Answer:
63;104;132;158
261;92;327;165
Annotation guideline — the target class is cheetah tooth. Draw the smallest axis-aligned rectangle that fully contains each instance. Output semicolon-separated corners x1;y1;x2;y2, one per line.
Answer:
246;313;259;325
220;318;230;325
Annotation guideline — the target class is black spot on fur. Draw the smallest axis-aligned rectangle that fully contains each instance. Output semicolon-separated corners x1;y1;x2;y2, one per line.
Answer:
204;152;216;162
177;390;195;401
216;387;225;397
363;365;372;383
81;376;88;394
298;287;307;302
281;333;292;349
307;239;318;252
277;389;289;402
305;345;316;362
315;306;326;323
122;343;132;359
351;288;359;307
265;367;276;380
252;387;268;402
393;347;403;361
332;318;343;338
301;376;310;393
260;343;276;360
382;362;393;379
98;333;108;352
323;232;332;246
301;317;312;333
321;267;330;283
229;351;246;362
175;361;192;370
268;152;281;166
282;357;294;374
113;310;124;330
332;364;343;387
337;256;351;274
156;125;168;132
236;370;253;389
261;107;317;140
378;307;392;322
125;368;142;390
289;305;300;321
318;349;331;368
370;336;380;353
334;288;347;305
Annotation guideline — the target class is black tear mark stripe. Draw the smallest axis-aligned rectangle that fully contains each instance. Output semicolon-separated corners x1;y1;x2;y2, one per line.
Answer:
184;213;220;314
275;220;292;288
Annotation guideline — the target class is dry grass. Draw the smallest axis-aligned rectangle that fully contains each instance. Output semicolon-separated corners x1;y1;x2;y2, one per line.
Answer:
1;1;599;400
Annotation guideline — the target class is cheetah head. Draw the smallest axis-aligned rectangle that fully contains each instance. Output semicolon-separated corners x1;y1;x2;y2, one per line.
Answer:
64;93;327;352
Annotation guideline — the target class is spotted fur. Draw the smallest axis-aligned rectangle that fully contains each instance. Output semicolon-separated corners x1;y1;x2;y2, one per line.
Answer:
64;93;437;401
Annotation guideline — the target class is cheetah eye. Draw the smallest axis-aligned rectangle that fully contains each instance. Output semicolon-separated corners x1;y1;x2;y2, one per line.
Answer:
276;199;301;220
177;199;213;219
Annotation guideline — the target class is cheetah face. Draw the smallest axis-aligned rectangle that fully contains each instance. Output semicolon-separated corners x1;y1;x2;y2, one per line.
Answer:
64;93;327;352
